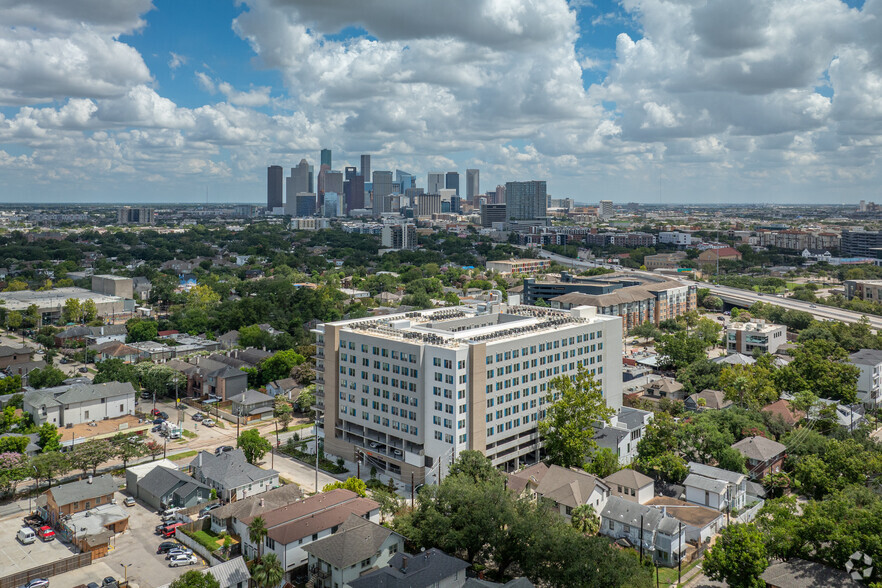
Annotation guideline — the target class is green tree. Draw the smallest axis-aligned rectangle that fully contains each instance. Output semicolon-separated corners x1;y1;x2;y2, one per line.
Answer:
694;317;723;345
112;434;147;470
237;429;271;465
126;319;158;343
30;451;70;488
251;552;284;588
259;350;305;384
0;435;29;454
0;452;29;497
570;504;600;535
538;367;614;469
703;523;769;588
630;321;662;340
61;298;83;324
187;284;222;310
719;363;779;410
248;515;268;561
447;449;503;483
585;447;620;478
93;358;139;387
81;299;97;323
6;310;22;330
323;477;368;497
168;570;221;588
273;397;293;443
656;331;709;370
27;365;67;389
676;358;722;395
37;423;62;452
774;339;859;403
69;438;114;476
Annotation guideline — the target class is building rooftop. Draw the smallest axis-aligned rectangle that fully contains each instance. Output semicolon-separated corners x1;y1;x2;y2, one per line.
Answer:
49;474;116;507
760;558;862;588
727;319;784;333
731;436;787;462
303;513;399;569
349;548;470;588
603;468;654;490
0;287;124;311
850;349;882;365
645;496;722;528
324;305;611;348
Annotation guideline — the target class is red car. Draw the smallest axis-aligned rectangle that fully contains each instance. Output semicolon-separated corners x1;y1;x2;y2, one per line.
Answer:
161;522;184;538
37;526;55;542
151;409;161;416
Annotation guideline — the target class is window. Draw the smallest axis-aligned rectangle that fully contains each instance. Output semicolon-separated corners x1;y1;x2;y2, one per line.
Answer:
266;537;276;549
609;520;615;530
623;524;631;534
119;403;124;412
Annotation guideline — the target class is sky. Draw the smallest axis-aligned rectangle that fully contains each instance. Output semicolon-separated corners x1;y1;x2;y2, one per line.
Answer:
0;0;880;205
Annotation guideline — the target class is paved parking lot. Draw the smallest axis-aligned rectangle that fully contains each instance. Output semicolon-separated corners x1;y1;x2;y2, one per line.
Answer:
0;505;79;575
99;492;208;588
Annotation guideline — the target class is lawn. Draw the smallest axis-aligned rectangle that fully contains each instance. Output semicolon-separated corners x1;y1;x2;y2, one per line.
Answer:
655;559;702;587
182;429;197;439
188;529;239;552
279;422;312;433
170;450;199;461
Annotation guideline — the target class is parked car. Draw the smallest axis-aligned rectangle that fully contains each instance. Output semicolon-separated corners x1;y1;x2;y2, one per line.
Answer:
202;419;215;427
160;513;180;523
159;411;169;420
392;448;403;457
37;526;56;542
151;408;161;416
17;527;36;545
199;503;221;518
192;413;204;422
168;554;198;567
157;541;179;554
78;367;88;373
87;583;100;588
151;425;162;433
102;577;117;586
162;507;183;517
166;548;194;560
160;523;184;538
22;579;49;588
124;497;136;507
152;418;164;425
214;445;234;455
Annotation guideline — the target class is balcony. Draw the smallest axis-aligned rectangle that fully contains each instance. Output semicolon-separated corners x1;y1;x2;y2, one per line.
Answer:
310;565;330;579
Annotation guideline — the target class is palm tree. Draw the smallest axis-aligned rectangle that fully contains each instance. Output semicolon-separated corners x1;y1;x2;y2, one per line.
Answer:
251;552;284;588
248;516;268;561
570;504;600;535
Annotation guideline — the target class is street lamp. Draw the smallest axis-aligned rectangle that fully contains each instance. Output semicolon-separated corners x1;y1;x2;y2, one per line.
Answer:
120;563;131;584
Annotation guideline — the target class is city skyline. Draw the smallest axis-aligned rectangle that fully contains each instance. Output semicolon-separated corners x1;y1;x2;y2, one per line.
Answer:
0;0;879;204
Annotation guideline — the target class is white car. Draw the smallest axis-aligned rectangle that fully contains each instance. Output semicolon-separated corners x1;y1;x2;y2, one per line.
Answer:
166;548;194;560
168;554;198;567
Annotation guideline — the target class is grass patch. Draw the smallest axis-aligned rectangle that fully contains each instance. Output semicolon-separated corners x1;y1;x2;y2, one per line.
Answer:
656;559;702;587
170;450;199;461
182;429;197;439
278;423;312;433
280;441;348;474
185;528;237;552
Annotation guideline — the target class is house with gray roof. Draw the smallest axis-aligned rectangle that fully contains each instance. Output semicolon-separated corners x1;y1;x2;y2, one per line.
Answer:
136;466;211;511
304;513;405;588
684;462;747;513
156;557;251;588
209;483;302;534
599;496;687;567
731;436;786;480
189;449;279;502
349;548;470;588
0;345;35;369
37;474;117;525
265;377;301;400
604;468;655;504
593;406;653;465
761;558;863;588
229;389;274;420
684;389;733;412
507;462;609;519
850;348;882;408
217;330;240;350
0;432;40;456
23;381;136;427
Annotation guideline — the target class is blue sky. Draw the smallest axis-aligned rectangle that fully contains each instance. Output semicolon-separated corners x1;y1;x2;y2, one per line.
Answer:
0;0;881;204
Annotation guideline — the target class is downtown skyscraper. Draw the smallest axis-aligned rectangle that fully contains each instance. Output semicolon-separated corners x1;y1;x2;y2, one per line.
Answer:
466;169;479;202
505;180;547;220
267;165;283;209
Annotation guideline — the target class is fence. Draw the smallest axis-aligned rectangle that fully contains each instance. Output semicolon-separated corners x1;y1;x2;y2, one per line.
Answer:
175;518;227;566
735;499;764;524
0;552;93;588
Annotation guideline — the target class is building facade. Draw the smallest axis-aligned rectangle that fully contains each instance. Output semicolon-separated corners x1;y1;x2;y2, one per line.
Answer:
314;305;622;486
267;165;284;209
726;320;787;355
466;169;479;202
506;181;547;221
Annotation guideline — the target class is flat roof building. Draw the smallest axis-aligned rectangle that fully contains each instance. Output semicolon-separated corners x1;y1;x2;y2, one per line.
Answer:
485;258;551;274
726;319;787;355
0;287;133;326
314;304;622;486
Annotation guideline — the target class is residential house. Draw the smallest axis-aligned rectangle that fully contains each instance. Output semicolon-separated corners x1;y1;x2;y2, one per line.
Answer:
167;356;248;400
599;496;687;567
684;389;733;412
125;459;179;498
62;503;129;558
507;463;610;519
229;389;275;421
603;469;654;504
209;484;302;535
348;548;470;588
132;277;152;300
238;489;380;576
593;406;653;465
155;558;252;588
0;432;40;456
6;359;47;376
128;340;176;362
218;330;240;350
189;449;279;502
731;436;786;480
645;496;725;545
85;325;128;346
849;348;882;408
265;377;301;400
641;378;686;402
761;558;863;588
23;381;136;427
807;398;866;432
54;325;94;347
36;474;117;525
93;341;141;364
229;347;272;366
761;399;805;427
0;345;34;369
136;466;212;511
697;247;742;263
683;462;747;514
304;513;405;588
711;352;756;366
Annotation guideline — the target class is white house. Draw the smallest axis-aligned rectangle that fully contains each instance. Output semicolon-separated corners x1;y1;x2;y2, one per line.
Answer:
188;449;279;502
684;462;747;514
600;496;687;567
603;469;655;505
646;496;725;546
849;349;882;408
23;382;136;427
303;513;405;588
238;489;380;581
593;407;653;465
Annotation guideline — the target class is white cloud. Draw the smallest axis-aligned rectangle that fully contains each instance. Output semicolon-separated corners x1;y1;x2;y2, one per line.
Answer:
169;52;187;71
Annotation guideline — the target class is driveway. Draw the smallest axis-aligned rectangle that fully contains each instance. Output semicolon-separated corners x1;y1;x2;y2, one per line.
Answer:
0;509;76;576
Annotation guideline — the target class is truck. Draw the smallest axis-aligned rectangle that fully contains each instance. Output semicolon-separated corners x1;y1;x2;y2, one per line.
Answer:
161;421;181;440
37;526;56;542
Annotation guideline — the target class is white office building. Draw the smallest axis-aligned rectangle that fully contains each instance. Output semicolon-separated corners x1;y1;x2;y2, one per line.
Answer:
658;231;692;246
313;304;623;487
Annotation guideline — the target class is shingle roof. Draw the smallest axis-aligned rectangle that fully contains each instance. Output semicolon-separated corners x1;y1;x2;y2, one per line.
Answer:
761;399;805;426
49;474;116;507
189;449;278;490
533;465;607;510
349;548;470;588
646;496;723;528
138;466;209;499
850;349;882;366
688;462;746;485
303;513;398;568
506;462;549;495
687;389;733;410
211;483;302;522
24;381;135;408
229;389;274;406
712;353;756;366
0;345;35;358
206;557;251;587
731;436;786;462
643;378;683;395
683;474;727;495
603;468;654;490
264;495;380;546
600;496;665;533
616;406;652;429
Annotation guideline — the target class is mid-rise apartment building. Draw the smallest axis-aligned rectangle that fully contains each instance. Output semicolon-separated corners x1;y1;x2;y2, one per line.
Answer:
485;258;551;274
314;305;623;486
849;348;882;408
844;279;882;302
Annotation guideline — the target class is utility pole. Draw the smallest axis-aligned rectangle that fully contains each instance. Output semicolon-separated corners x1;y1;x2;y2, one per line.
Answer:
411;472;415;507
314;410;320;493
678;522;683;584
639;514;644;563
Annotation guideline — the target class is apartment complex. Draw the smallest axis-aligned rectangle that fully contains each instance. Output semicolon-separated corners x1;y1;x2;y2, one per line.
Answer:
485;258;551;274
314;305;623;486
844;279;882;302
0;287;134;326
644;251;687;270
849;348;882;408
756;230;840;252
726;319;787;355
841;230;882;257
